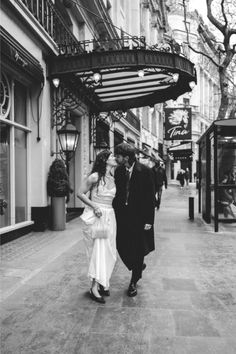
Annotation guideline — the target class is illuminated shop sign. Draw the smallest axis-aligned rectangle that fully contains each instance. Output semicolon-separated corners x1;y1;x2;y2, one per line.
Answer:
164;108;192;141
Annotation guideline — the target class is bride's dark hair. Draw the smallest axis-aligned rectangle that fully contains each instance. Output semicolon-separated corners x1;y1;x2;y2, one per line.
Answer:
90;149;112;187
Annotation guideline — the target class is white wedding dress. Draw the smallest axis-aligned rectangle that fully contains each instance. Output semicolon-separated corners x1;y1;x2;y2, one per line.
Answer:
82;176;117;288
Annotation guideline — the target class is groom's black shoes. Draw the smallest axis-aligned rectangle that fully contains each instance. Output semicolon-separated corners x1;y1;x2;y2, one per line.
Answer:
127;282;137;297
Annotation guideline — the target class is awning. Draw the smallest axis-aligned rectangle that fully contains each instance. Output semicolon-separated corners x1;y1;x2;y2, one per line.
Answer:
137;144;163;162
168;148;193;161
0;26;44;83
49;40;197;113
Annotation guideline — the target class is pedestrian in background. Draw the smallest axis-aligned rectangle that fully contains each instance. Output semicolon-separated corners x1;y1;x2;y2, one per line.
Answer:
185;168;190;187
152;161;167;209
77;150;117;304
177;169;185;188
113;143;155;297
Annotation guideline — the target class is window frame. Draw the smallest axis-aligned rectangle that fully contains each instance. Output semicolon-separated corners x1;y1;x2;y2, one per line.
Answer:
0;73;32;231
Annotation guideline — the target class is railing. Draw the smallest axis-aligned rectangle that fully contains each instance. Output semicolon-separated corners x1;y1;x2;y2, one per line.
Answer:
18;0;82;49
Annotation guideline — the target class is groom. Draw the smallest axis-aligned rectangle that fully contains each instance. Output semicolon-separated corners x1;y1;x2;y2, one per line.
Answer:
113;143;156;296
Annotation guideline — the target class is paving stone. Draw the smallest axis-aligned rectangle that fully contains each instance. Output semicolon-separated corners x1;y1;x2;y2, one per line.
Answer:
173;310;220;337
190;292;226;311
162;278;198;291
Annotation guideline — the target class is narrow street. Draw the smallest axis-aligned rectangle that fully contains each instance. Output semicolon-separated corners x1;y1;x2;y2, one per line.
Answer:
1;183;236;354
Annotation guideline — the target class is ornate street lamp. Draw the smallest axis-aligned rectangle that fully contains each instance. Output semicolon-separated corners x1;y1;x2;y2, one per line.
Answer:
57;113;80;164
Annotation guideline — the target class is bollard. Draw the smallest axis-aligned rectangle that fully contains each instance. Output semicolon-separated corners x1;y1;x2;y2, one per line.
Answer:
189;197;194;220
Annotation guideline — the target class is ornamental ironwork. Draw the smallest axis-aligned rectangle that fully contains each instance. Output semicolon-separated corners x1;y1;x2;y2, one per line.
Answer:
0;73;11;119
58;35;187;58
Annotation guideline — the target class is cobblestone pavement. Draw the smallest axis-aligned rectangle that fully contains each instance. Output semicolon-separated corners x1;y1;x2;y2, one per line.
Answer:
1;182;236;354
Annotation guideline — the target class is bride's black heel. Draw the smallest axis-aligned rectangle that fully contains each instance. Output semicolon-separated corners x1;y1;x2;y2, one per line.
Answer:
99;284;110;297
90;289;106;304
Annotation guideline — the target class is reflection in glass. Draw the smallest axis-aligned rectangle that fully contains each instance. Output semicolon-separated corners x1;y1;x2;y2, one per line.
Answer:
217;136;236;221
14;81;27;126
217;137;236;182
201;140;207;217
15;129;27;223
0;123;10;227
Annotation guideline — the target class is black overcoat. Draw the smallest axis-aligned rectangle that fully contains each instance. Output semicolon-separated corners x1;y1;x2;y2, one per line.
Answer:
113;161;156;270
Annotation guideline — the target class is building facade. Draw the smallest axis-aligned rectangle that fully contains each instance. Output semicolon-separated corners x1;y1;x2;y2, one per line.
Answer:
0;0;172;241
165;0;221;181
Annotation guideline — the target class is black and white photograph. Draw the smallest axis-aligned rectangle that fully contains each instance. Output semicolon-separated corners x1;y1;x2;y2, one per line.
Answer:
1;0;236;353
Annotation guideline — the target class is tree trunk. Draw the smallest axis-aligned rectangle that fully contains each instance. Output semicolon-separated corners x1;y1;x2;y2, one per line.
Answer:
217;67;229;120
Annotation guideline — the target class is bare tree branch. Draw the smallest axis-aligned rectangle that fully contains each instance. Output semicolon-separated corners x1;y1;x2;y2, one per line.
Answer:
221;0;228;28
182;0;220;67
189;43;220;67
206;0;225;34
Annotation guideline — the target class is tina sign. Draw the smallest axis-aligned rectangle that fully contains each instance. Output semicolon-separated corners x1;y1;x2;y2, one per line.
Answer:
164;108;192;140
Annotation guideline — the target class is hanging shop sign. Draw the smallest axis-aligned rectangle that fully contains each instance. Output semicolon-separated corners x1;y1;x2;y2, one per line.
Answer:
164;108;192;141
170;149;193;161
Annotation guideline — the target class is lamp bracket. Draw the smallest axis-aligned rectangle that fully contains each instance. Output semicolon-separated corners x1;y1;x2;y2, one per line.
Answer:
52;81;100;129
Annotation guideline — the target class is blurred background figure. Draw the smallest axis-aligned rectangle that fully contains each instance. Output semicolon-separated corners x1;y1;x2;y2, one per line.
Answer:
176;169;185;189
152;161;167;209
185;168;190;187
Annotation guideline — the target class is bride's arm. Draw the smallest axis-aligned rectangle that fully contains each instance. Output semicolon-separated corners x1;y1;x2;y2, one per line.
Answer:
77;173;102;217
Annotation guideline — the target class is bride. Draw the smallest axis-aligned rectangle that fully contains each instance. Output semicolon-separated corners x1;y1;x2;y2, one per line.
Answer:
77;150;117;304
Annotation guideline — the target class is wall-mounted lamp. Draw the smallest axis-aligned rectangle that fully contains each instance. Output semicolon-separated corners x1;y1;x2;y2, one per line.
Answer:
93;72;102;84
52;107;80;173
57;119;80;159
90;72;102;88
172;73;179;82
52;78;60;88
189;81;196;90
138;69;145;78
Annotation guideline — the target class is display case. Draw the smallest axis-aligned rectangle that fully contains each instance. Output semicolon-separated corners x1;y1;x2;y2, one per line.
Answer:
197;119;236;232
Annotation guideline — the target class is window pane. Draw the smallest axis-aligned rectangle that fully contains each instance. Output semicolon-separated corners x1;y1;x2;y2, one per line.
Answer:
15;129;27;223
142;107;149;130
14;81;27;126
217;136;236;221
218;137;236;183
0;123;11;227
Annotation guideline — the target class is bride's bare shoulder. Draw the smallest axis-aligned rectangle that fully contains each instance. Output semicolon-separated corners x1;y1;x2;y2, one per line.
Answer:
88;172;99;184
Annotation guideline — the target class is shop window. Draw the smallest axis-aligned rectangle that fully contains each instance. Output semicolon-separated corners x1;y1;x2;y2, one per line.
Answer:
127;138;135;146
114;130;123;146
151;111;157;136
0;123;10;227
142;107;149;130
14;81;27;125
15;129;27;223
96;120;109;147
0;72;29;229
